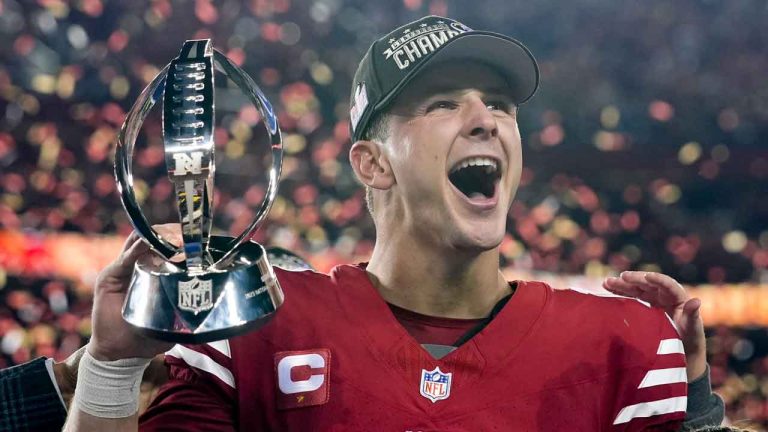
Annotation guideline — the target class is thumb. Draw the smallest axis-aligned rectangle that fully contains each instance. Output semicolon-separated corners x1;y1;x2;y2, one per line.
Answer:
681;298;704;337
683;297;701;319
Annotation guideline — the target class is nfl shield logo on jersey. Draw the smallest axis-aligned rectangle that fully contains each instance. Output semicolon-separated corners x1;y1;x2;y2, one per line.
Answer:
419;366;452;403
178;277;213;314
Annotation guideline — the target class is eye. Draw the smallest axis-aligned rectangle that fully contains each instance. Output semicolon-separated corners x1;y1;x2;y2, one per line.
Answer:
425;100;458;113
486;100;517;114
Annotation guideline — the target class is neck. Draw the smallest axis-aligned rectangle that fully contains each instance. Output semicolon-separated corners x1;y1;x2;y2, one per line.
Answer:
366;228;510;319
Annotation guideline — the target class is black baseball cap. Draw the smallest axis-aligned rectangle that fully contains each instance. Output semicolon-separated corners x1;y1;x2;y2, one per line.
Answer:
349;15;539;142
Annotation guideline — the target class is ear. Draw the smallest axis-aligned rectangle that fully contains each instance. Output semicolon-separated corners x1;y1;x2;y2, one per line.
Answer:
349;140;395;190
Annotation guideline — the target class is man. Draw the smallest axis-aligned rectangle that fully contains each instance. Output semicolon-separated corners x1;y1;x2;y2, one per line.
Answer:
64;16;723;431
0;348;80;432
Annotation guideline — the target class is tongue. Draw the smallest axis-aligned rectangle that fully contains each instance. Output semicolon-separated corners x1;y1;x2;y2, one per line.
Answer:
469;192;486;200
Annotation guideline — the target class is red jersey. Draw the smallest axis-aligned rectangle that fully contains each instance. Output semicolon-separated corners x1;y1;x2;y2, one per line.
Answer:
140;264;687;431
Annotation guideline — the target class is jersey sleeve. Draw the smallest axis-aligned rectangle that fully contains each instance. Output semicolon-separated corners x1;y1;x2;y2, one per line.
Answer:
610;310;688;431
139;341;237;431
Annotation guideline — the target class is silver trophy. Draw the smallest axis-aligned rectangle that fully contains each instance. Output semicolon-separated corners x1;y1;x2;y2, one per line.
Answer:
114;39;284;343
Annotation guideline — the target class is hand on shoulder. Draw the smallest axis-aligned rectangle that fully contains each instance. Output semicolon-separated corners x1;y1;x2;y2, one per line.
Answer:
603;271;706;381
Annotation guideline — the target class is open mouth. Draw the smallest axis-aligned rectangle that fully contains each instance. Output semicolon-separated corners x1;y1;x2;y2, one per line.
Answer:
448;157;501;200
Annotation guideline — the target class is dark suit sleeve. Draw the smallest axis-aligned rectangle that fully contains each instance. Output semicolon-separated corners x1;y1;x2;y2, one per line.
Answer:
681;365;725;430
0;357;67;432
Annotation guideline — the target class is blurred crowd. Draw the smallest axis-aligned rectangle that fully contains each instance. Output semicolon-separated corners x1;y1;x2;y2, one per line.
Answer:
0;0;766;427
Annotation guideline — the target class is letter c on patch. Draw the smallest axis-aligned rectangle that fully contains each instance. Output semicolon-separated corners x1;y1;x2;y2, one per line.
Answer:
277;353;325;394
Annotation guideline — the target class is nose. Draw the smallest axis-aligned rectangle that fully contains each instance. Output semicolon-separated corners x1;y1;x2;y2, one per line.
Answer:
462;96;498;140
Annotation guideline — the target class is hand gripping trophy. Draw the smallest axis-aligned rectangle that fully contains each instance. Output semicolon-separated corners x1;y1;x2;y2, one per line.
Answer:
114;40;283;343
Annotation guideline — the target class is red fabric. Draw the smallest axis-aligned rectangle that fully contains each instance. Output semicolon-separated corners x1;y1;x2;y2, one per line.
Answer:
140;264;686;431
388;302;482;346
140;348;235;431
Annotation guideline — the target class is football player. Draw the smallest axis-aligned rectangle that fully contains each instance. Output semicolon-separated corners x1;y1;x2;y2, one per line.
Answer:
64;16;723;431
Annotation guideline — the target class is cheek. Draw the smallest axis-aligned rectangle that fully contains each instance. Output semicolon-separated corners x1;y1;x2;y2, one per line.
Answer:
511;142;522;171
393;126;447;178
402;150;445;191
502;125;523;184
509;151;522;189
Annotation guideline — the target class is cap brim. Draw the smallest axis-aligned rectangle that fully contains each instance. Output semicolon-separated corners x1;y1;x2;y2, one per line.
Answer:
375;31;539;116
428;32;539;103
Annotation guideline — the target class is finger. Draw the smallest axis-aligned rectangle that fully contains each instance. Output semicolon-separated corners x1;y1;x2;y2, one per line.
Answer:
618;272;673;301
610;286;650;300
122;237;151;265
604;277;653;297
602;278;613;291
603;276;628;290
644;272;688;301
604;276;643;291
640;273;687;307
632;287;662;305
604;276;669;305
120;231;140;253
679;297;706;354
109;237;152;279
607;283;675;314
619;271;659;289
153;223;183;246
603;282;645;298
606;287;645;299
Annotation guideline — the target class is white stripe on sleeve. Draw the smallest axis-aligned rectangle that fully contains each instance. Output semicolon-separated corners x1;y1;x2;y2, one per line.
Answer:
656;338;684;355
207;340;231;358
638;367;687;388
166;345;236;389
664;312;681;335
612;396;687;425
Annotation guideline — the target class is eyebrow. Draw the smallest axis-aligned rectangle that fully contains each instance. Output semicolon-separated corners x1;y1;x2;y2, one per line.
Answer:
421;85;515;99
391;84;516;115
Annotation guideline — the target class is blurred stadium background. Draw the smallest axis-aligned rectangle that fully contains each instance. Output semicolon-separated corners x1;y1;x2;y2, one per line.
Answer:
0;0;766;427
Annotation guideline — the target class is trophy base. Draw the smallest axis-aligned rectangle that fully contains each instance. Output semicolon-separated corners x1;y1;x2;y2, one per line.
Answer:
130;314;276;344
122;236;284;344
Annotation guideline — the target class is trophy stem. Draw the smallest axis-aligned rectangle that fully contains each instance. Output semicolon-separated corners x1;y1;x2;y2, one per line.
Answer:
162;40;216;273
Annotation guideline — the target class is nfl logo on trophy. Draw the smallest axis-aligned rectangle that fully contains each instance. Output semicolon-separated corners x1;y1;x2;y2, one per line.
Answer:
114;39;284;343
177;278;213;314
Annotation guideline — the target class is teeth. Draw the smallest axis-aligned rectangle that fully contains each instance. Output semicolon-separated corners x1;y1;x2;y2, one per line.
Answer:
450;157;498;174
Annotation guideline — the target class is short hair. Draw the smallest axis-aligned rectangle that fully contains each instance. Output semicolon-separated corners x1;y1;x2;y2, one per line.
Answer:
361;113;391;216
363;112;391;143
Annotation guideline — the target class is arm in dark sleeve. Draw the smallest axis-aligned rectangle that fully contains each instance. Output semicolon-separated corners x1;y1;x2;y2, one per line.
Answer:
0;357;67;432
681;365;725;430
